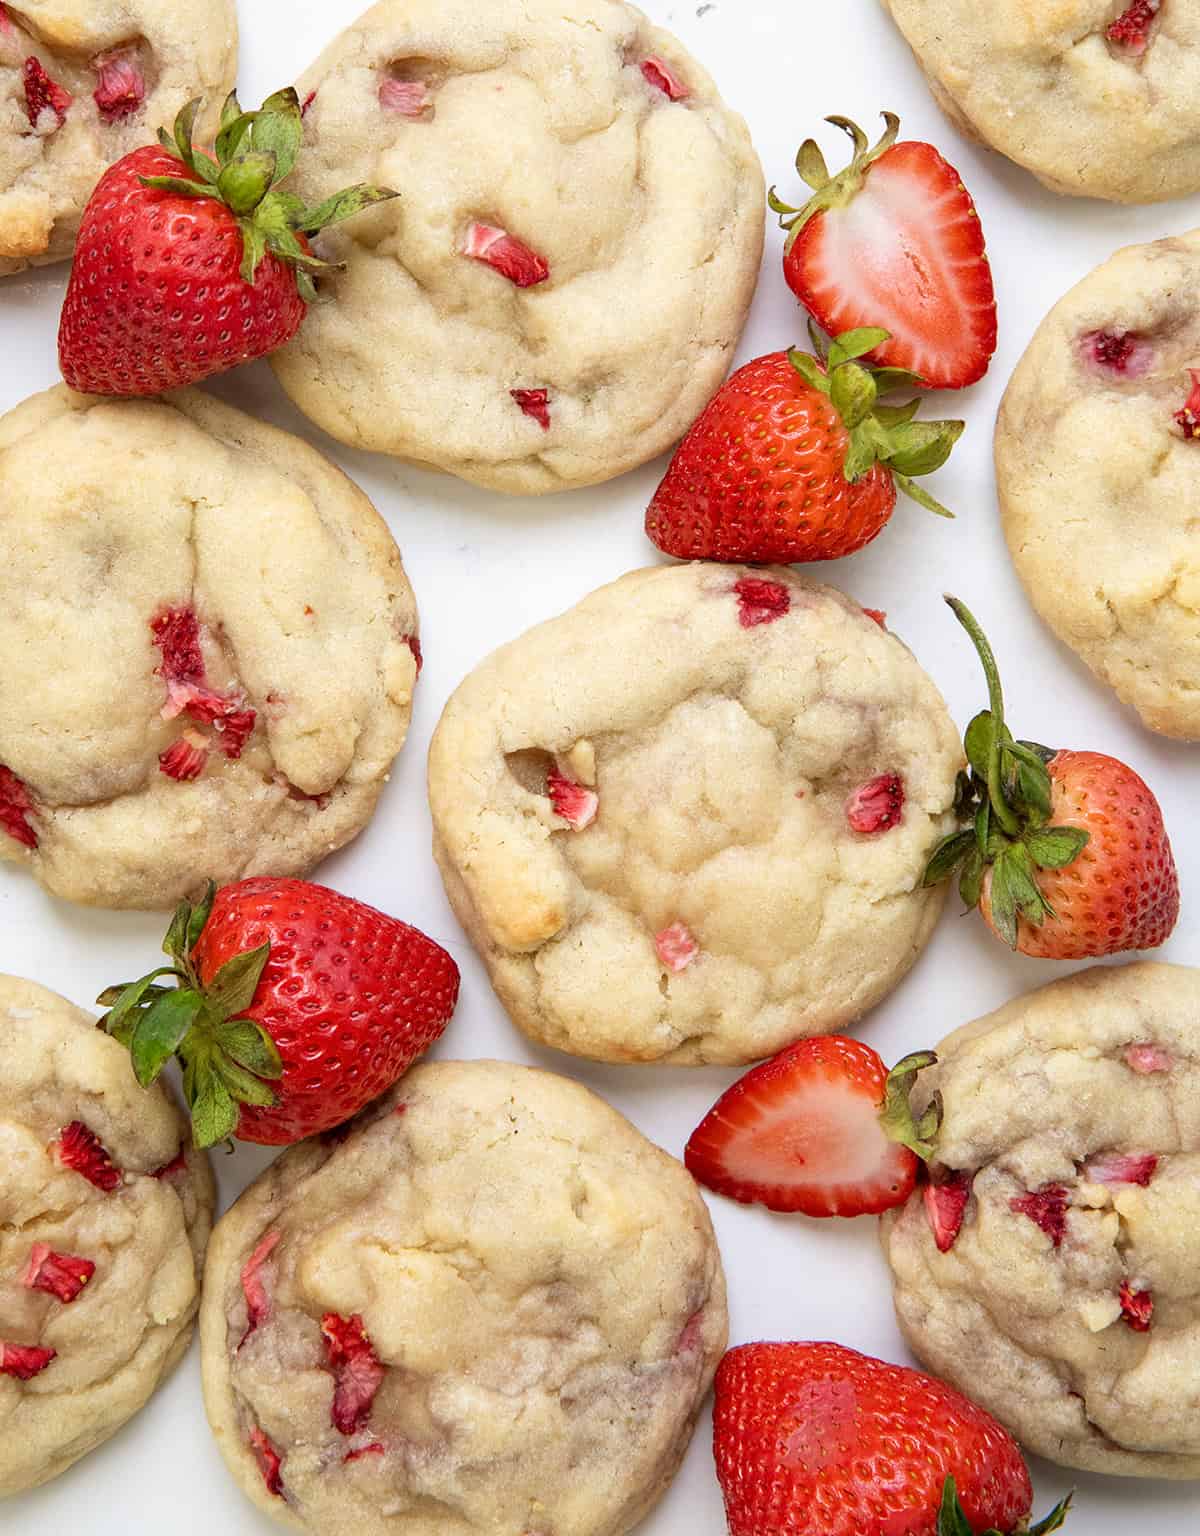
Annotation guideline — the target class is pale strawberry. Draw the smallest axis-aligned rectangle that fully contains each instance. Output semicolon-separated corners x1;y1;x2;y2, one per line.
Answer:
378;77;430;116
23;1245;95;1303
845;773;904;834
240;1230;281;1347
685;1036;939;1218
645;337;962;565
462;222;549;287
713;1342;1069;1536
547;767;598;830
1083;1152;1158;1188
1080;329;1153;378
1126;1042;1172;1074
59;91;396;395
924;599;1179;958
641;57;688;100
655;922;698;973
321;1313;385;1435
92;47;145;122
771;114;997;389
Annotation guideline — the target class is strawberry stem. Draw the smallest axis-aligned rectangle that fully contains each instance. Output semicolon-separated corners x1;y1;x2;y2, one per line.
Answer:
945;597;1020;837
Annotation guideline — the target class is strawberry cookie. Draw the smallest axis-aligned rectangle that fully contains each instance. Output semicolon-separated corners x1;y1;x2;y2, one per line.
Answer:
200;1059;727;1535
0;387;420;909
882;962;1200;1479
882;0;1200;203
269;0;765;495
997;232;1200;739
0;973;214;1494
0;0;236;274
428;564;963;1065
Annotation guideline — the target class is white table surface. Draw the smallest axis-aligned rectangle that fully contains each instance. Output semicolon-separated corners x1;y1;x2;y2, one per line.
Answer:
3;1;1198;1531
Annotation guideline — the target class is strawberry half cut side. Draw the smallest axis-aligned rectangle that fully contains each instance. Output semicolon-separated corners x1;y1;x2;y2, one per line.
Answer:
685;1036;940;1217
771;113;997;390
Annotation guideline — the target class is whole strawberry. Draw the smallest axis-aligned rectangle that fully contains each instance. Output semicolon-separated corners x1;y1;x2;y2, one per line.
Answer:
645;331;963;564
771;113;997;390
98;879;460;1146
685;1037;940;1218
59;91;395;395
925;598;1179;957
714;1342;1070;1536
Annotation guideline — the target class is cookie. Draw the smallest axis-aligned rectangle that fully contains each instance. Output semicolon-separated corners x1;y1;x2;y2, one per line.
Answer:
428;564;962;1066
996;232;1200;740
881;962;1200;1479
0;386;420;909
200;1059;727;1536
0;0;237;274
881;0;1200;203
269;0;764;495
0;973;214;1495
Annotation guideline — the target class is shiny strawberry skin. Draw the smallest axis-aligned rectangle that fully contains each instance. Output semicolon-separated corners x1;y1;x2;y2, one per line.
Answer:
784;141;997;390
981;750;1179;958
645;352;896;564
59;146;307;396
191;879;460;1144
713;1342;1033;1536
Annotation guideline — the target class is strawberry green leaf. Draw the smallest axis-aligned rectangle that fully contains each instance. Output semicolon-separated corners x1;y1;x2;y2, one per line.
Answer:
830;361;878;429
1026;826;1090;870
216;102;255;165
1028;1494;1073;1534
189;1067;239;1149
1015;756;1054;820
879;1050;940;1159
827;327;890;368
959;845;985;910
216;1018;283;1081
163;897;194;964
219;89;244;132
296;269;319;304
871;366;924;394
788;348;831;397
213;1052;278;1109
874;399;921;429
239;220;267;285
251;97;302;184
205;943;270;1024
130;990;204;1088
974;799;992;858
1004;843;1049;922
892;472;954;519
964;711;995;781
295;183;398;235
139;175;219;201
987;851;1020;948
218;150;277;216
172;98;202;172
923;829;975;888
806;317;829;360
1017;738;1056;766
885;419;964;477
98;968;181;1038
186;882;217;954
935;1478;976;1536
796;137;830;190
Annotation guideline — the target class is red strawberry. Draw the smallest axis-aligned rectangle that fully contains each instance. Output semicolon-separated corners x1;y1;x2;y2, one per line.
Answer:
547;767;598;830
23;56;72;128
97;878;460;1148
511;388;551;430
685;1037;939;1218
845;773;904;834
0;763;37;849
23;1245;96;1303
92;47;145;122
1107;0;1160;52
771;114;997;390
1010;1184;1069;1247
239;1230;281;1347
54;1121;122;1191
249;1426;284;1496
924;1171;973;1253
321;1313;385;1435
924;598;1179;958
645;334;962;564
59;91;396;396
462;222;549;287
1;1343;56;1380
713;1341;1070;1536
1119;1282;1154;1332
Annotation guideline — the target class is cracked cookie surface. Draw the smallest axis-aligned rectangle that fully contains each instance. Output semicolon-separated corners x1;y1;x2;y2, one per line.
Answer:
881;0;1200;202
0;0;236;274
200;1059;727;1536
428;564;962;1066
269;0;764;495
0;386;419;909
996;232;1200;740
0;972;214;1494
882;962;1200;1479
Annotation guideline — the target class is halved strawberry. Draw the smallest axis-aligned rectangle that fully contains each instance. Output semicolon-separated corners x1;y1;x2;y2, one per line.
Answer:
771;114;997;390
684;1036;938;1217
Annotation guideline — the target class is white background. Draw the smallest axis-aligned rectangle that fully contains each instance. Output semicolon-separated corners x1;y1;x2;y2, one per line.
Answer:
3;0;1198;1531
